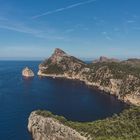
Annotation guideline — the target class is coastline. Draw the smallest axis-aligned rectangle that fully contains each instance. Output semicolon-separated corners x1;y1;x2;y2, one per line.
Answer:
28;106;140;140
38;71;140;106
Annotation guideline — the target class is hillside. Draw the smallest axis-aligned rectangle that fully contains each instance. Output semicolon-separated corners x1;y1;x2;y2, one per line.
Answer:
38;48;140;106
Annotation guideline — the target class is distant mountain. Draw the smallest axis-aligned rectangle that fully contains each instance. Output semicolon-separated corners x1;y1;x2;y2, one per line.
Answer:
39;48;86;74
93;56;120;63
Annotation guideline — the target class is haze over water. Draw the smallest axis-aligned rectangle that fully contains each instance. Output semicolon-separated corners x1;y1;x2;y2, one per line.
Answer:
0;61;126;140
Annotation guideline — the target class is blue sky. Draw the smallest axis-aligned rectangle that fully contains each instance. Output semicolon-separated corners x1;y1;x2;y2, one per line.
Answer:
0;0;140;60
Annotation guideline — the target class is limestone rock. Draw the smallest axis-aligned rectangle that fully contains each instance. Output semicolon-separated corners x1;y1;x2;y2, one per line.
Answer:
22;67;34;77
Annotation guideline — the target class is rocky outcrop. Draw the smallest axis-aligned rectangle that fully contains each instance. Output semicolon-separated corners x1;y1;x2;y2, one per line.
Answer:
39;48;86;74
28;111;87;140
22;67;34;77
93;56;120;63
38;49;140;106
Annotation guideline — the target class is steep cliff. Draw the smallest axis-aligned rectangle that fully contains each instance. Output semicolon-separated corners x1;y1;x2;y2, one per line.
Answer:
38;48;140;106
39;48;86;75
28;111;87;140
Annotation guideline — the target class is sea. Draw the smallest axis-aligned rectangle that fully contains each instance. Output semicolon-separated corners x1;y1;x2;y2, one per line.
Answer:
0;61;127;140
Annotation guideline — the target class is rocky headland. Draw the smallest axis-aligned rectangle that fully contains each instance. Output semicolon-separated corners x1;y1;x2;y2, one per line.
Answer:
28;49;140;140
28;111;86;140
38;48;140;106
28;107;140;140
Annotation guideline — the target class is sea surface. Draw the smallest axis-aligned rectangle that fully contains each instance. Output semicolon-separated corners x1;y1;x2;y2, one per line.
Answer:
0;61;127;140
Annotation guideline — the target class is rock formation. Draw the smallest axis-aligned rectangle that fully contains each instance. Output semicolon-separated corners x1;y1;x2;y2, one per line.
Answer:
22;67;34;77
28;111;86;140
38;48;86;75
38;48;140;106
28;107;140;140
93;56;120;63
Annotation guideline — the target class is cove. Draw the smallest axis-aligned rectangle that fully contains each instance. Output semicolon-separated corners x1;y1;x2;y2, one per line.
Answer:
0;61;127;140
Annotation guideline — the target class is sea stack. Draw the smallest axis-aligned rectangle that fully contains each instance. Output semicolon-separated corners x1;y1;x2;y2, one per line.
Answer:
22;67;34;77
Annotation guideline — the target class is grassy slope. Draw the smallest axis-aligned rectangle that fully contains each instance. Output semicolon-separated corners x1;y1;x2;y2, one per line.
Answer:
36;106;140;140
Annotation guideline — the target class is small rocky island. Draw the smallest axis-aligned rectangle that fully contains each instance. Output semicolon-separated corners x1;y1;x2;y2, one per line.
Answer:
22;67;34;77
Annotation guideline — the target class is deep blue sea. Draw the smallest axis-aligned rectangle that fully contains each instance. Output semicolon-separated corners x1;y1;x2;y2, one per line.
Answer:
0;61;127;140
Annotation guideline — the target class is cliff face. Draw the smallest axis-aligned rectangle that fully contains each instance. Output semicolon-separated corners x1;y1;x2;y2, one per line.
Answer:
28;111;86;140
28;107;140;140
38;48;140;106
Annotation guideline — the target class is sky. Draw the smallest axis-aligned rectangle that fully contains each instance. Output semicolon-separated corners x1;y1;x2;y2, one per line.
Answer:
0;0;140;60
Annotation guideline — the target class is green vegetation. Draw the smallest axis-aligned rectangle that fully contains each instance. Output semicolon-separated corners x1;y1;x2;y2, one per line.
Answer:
36;106;140;140
43;64;64;74
89;62;140;79
41;53;140;80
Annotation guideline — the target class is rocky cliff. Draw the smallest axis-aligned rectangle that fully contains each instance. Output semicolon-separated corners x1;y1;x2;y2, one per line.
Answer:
38;48;140;106
28;111;87;140
28;107;140;140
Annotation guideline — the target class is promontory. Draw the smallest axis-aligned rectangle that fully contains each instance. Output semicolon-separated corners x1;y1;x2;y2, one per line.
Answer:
38;48;140;106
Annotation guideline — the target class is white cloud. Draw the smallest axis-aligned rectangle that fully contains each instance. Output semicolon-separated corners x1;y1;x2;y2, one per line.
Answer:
133;27;140;30
127;20;136;23
0;20;65;40
105;36;112;40
32;0;97;19
102;31;107;35
0;17;8;21
65;28;75;33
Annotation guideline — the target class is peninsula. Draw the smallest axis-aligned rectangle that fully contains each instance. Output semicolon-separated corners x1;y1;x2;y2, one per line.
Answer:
38;48;140;106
